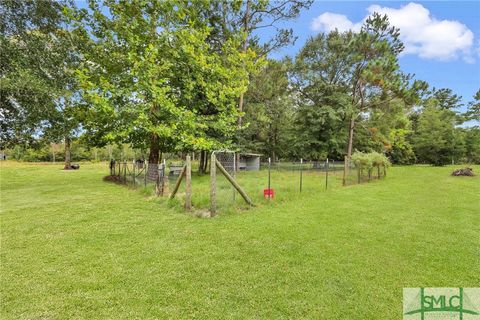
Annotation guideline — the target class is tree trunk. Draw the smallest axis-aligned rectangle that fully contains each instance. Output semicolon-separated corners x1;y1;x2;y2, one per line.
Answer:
199;150;205;174
345;116;355;174
236;0;250;171
63;137;71;170
204;151;209;173
347;117;355;160
147;133;160;180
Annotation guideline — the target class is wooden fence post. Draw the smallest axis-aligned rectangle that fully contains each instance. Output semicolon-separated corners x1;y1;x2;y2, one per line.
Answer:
185;155;192;210
144;160;147;187
155;170;160;196
163;159;169;194
215;159;253;206
343;156;347;186
133;162;136;188
169;165;186;199
210;153;216;216
299;158;303;193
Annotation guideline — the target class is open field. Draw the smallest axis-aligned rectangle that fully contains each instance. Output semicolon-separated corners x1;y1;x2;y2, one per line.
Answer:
1;162;479;319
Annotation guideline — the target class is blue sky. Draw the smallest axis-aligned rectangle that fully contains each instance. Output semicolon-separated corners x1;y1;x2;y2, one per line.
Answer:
76;1;479;118
261;1;480;115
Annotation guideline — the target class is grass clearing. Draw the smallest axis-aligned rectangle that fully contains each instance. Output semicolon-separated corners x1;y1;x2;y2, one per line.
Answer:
1;162;479;319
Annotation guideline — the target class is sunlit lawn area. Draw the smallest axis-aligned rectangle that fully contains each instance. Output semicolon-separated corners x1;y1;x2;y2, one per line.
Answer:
1;162;479;319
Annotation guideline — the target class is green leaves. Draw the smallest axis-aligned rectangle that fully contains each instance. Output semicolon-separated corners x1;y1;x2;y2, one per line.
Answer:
1;0;82;147
73;0;255;152
413;105;457;166
465;89;480;121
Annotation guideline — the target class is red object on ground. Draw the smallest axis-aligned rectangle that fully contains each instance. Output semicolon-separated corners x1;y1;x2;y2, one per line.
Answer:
264;188;275;199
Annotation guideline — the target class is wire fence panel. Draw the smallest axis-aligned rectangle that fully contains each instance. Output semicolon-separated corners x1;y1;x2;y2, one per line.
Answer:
342;160;386;186
258;159;336;194
106;153;389;215
260;159;339;172
212;150;237;212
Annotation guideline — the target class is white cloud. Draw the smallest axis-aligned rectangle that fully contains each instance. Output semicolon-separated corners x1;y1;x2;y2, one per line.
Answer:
311;12;361;33
310;2;475;63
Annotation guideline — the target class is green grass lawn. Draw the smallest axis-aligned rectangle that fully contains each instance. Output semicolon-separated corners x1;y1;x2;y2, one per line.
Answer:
1;162;479;319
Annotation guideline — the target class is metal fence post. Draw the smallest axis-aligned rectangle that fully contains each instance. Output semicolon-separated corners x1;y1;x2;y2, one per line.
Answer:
268;157;271;191
325;158;329;190
163;159;168;194
300;158;303;193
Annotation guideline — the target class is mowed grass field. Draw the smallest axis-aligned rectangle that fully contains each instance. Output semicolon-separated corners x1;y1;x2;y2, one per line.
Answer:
1;162;479;319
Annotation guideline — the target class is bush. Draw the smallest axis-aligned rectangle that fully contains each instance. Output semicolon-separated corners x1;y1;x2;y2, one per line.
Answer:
351;151;390;170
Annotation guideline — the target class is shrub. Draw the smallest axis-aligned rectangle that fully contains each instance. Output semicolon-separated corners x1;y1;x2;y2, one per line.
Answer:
351;151;390;170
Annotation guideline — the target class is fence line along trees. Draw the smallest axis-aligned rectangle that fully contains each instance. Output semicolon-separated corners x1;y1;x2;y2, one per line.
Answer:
71;0;256;178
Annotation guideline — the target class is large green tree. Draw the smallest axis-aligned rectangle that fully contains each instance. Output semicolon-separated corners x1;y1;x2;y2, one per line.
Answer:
291;15;419;160
465;89;480;122
413;106;456;165
464;127;480;163
241;59;294;160
1;0;83;169
72;0;255;177
290;31;355;159
228;0;313;136
343;13;413;161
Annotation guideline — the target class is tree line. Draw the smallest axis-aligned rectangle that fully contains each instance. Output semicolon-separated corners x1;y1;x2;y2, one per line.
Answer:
2;0;479;170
